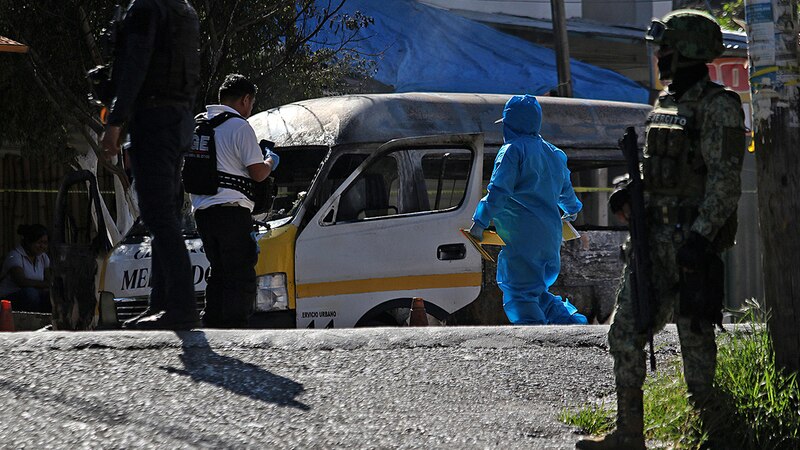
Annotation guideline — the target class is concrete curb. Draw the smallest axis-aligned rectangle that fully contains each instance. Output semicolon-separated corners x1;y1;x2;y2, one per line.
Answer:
0;324;685;353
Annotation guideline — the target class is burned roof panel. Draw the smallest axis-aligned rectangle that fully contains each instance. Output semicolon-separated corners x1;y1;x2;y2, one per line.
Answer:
250;93;650;157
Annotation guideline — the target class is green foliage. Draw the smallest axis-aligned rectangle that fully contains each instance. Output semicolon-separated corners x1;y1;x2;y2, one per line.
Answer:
717;0;745;32
561;302;800;449
195;0;376;108
558;401;614;436
714;302;800;449
0;1;92;160
0;0;375;158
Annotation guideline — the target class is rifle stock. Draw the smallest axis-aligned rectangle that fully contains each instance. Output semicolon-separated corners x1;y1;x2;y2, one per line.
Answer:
620;127;657;371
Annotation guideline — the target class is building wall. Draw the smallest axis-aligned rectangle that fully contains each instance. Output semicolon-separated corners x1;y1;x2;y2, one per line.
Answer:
582;0;672;27
420;0;672;27
420;0;582;21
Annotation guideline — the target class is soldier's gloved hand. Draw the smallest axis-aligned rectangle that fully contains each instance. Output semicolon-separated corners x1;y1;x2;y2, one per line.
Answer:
468;222;485;241
677;231;712;270
561;212;578;222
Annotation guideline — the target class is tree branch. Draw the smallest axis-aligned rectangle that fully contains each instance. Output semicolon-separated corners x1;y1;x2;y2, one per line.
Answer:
78;6;103;66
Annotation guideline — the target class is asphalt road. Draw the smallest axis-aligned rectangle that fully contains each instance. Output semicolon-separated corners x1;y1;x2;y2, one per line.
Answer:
0;326;682;449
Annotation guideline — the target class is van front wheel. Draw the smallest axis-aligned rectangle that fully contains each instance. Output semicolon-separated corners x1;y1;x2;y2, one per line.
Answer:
356;310;401;327
355;299;448;327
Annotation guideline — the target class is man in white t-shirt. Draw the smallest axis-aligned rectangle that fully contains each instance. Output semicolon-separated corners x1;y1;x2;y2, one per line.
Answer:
190;74;278;328
0;224;51;313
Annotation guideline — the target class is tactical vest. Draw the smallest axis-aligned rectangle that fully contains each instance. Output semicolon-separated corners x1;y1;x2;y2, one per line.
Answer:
643;81;741;250
139;0;200;102
183;112;258;200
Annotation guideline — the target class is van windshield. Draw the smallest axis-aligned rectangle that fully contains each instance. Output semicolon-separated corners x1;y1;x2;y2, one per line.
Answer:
259;146;329;222
121;147;327;242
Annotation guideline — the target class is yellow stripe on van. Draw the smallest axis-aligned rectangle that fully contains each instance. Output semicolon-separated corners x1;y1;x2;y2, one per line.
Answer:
296;272;482;299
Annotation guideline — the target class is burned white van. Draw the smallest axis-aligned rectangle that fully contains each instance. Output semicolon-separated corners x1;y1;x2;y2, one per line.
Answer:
91;93;649;328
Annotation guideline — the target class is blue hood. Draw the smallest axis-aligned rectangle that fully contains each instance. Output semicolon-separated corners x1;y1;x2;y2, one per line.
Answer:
501;94;541;141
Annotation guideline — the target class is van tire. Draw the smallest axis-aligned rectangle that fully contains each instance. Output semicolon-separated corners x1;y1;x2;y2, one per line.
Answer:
355;298;448;327
357;310;400;327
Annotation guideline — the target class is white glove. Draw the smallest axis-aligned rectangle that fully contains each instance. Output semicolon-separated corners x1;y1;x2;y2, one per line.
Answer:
265;150;280;171
468;222;485;241
561;212;578;222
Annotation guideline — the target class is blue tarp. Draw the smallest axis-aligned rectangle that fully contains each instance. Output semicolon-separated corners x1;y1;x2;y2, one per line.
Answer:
312;0;650;103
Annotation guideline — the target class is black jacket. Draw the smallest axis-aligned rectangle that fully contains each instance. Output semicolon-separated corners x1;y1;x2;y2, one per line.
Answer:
107;0;200;126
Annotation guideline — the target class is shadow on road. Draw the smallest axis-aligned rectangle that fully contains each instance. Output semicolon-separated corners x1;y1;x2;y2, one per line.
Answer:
161;331;309;410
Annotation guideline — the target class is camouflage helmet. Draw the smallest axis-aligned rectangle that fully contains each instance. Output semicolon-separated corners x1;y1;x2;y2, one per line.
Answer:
645;9;724;61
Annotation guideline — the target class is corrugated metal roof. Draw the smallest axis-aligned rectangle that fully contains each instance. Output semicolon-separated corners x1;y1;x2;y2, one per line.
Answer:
447;9;748;53
0;36;28;53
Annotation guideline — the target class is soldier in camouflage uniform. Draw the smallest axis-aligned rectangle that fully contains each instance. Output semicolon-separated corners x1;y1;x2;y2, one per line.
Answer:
577;10;745;450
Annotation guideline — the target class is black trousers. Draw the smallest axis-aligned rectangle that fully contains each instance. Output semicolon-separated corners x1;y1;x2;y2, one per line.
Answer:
194;205;257;328
129;105;197;317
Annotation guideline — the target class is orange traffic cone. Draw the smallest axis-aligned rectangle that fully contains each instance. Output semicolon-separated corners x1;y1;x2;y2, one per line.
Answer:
409;297;428;327
0;300;15;332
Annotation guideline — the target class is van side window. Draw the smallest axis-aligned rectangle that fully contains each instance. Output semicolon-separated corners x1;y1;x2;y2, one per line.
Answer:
420;149;472;211
335;147;473;223
336;153;400;222
324;153;369;197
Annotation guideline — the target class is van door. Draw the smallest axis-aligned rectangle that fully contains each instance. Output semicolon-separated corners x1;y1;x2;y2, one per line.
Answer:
294;134;484;328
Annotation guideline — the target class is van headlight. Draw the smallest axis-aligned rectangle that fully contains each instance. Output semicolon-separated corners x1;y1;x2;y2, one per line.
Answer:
256;272;289;311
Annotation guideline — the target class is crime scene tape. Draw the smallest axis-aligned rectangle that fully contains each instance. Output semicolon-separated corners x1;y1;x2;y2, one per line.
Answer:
573;187;614;193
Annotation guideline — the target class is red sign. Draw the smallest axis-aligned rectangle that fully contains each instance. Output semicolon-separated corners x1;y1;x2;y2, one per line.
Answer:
707;58;750;94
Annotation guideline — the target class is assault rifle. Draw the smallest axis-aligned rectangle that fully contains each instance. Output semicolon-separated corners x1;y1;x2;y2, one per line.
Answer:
87;5;123;110
620;127;657;372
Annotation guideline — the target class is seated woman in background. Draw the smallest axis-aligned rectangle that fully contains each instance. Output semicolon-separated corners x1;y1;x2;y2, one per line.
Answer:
0;224;51;313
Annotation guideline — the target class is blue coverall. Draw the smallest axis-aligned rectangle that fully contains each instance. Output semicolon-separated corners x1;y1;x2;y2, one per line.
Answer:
473;94;586;325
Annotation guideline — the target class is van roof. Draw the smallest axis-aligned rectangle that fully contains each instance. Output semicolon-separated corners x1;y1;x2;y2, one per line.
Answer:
250;92;649;162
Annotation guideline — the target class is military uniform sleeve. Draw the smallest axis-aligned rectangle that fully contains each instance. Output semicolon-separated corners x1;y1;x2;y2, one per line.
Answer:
472;143;522;228
691;92;745;241
107;0;161;125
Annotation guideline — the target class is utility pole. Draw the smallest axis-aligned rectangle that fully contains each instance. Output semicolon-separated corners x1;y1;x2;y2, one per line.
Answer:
550;0;572;97
745;0;800;372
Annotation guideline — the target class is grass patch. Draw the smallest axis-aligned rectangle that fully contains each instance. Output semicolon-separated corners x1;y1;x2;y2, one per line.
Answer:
561;301;800;449
642;360;705;447
558;401;614;436
712;304;800;449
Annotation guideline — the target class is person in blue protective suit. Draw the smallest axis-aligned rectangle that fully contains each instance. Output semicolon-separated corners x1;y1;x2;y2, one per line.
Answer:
469;94;587;325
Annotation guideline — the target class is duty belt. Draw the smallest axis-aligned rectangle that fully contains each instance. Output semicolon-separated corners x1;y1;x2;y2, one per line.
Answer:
646;205;698;226
218;171;256;201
